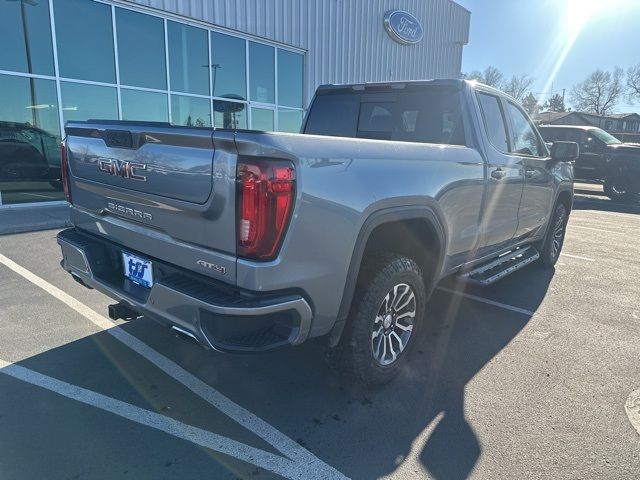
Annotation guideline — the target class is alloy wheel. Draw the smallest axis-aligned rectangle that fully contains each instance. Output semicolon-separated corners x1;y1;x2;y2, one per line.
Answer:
551;209;567;260
371;283;417;366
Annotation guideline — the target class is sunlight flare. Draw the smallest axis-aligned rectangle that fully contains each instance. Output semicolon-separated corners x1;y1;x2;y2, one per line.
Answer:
540;0;620;102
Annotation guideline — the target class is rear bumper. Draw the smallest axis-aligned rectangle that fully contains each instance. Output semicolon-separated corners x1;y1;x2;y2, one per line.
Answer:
57;228;313;352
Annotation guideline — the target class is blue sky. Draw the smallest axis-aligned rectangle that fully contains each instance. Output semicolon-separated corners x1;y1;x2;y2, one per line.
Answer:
454;0;640;112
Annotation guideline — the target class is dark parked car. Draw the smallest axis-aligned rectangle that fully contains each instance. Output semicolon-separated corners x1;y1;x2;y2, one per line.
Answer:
538;125;640;201
0;121;61;183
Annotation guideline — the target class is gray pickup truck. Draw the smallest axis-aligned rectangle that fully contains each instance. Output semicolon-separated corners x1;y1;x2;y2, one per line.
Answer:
57;80;577;385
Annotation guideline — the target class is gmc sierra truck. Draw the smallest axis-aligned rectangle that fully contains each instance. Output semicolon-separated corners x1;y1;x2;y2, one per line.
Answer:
57;80;577;385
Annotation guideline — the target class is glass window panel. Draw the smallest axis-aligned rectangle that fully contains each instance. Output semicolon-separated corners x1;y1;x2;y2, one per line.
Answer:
54;0;115;83
60;82;117;123
0;75;62;204
0;0;54;75
302;93;359;137
171;95;211;127
213;101;246;129
210;32;246;100
121;89;168;122
168;21;208;95
277;50;303;108
249;42;274;104
506;102;542;157
251;107;274;131
116;8;166;89
278;110;303;133
0;75;59;137
477;93;509;153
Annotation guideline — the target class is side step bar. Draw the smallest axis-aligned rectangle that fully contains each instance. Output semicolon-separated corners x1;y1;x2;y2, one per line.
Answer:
458;246;540;286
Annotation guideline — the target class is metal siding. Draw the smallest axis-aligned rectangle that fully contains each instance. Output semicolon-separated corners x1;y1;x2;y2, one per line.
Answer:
124;0;470;106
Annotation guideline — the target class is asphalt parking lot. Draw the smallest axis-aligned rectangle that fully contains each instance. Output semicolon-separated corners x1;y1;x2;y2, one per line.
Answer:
1;186;639;480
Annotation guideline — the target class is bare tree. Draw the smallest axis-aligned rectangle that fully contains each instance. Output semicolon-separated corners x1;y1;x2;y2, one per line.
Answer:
570;67;625;115
463;66;504;88
521;93;539;115
627;64;640;103
502;74;534;102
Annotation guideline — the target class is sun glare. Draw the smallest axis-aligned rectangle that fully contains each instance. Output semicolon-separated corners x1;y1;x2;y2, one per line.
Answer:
565;0;606;35
540;0;621;103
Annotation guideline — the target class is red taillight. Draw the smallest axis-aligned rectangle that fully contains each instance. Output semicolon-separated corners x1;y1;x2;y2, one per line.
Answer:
237;160;295;260
60;141;71;203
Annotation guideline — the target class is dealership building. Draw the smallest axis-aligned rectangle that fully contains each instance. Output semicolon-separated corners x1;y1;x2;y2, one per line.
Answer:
0;0;469;209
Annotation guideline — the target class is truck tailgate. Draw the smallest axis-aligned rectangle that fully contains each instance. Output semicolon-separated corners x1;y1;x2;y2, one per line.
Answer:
64;121;237;283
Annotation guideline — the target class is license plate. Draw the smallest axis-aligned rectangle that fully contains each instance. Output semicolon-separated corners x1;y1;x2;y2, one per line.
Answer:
122;251;153;288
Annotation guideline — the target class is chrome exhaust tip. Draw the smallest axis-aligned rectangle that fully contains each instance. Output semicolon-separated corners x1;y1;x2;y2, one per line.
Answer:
170;325;200;345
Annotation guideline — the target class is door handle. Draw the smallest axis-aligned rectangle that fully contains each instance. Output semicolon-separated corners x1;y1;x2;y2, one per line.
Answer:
525;168;536;178
491;168;507;180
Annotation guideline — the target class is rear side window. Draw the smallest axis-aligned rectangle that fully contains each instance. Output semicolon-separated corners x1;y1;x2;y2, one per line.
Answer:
566;130;586;143
538;128;557;142
506;102;543;157
542;128;584;144
477;93;509;153
304;86;466;146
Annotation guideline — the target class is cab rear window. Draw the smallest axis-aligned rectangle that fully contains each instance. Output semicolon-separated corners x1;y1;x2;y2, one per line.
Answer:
303;86;466;146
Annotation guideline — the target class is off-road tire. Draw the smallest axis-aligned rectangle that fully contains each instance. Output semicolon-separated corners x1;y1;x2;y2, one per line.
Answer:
539;203;568;268
328;254;426;387
604;172;636;202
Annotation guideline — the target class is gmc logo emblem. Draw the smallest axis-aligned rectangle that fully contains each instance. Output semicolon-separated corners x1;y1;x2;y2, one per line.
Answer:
98;158;147;181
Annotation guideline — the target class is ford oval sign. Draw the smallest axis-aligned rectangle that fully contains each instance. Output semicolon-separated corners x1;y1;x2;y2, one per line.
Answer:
383;10;424;45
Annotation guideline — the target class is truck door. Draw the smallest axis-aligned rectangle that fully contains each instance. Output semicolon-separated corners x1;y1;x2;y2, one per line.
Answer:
504;101;554;241
475;92;524;256
578;131;607;180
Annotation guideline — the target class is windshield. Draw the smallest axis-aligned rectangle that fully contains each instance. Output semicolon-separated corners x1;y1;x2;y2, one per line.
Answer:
590;128;622;145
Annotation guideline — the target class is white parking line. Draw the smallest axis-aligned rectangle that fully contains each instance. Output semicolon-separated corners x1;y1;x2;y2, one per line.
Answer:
436;287;535;316
568;225;622;235
0;359;320;479
0;253;347;480
560;253;596;262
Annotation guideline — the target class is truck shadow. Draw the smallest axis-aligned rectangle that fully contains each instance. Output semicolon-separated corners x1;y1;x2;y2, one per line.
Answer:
1;267;554;480
573;195;640;215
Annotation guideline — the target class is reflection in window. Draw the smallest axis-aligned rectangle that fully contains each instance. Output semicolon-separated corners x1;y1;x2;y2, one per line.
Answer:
210;32;246;100
477;93;509;152
0;75;62;204
171;95;211;127
116;8;166;89
251;107;274;131
358;103;393;134
278;110;303;133
0;0;54;75
213;101;246;129
168;21;209;95
121;89;168;122
0;75;60;138
506;102;541;156
249;42;274;104
60;82;117;123
54;0;115;83
277;50;303;108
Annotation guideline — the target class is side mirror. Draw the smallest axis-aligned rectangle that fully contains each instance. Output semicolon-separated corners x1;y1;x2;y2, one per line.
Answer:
550;141;579;162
